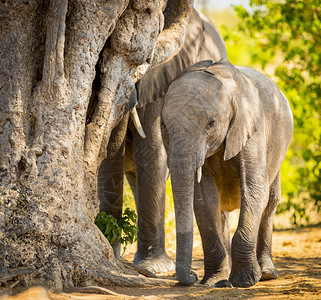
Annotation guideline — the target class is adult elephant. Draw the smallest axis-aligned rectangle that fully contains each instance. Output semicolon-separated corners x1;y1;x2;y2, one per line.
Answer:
98;9;227;273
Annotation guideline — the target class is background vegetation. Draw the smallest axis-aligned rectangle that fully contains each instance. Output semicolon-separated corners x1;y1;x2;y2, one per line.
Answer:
198;0;321;226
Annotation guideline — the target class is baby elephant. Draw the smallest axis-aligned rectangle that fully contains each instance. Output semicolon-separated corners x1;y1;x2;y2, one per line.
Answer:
161;60;293;287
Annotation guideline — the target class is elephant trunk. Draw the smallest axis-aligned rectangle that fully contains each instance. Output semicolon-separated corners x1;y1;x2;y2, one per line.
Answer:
169;155;198;285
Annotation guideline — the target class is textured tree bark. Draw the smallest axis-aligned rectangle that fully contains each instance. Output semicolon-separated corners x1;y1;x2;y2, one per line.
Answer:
0;0;193;291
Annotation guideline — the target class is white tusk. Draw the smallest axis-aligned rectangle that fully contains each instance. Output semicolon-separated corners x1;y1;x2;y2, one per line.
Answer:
165;168;170;181
131;106;146;139
197;166;202;183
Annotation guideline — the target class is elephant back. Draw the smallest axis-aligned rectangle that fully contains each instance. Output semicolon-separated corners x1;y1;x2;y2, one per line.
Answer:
136;8;227;108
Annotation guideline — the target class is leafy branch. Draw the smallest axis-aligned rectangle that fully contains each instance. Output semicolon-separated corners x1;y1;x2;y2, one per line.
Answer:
95;208;138;256
228;0;321;226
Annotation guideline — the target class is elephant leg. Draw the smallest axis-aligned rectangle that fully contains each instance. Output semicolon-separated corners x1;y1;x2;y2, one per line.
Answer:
229;151;269;288
132;102;174;273
257;172;280;281
194;173;231;287
98;113;129;259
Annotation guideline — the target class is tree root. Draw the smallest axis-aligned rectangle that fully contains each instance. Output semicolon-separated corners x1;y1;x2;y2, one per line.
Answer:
65;285;124;296
0;267;39;284
121;262;157;278
95;269;175;287
0;204;175;291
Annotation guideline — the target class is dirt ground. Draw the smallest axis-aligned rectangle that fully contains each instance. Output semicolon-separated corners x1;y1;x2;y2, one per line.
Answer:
1;222;321;300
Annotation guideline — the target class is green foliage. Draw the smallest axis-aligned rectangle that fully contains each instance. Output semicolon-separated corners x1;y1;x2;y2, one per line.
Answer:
208;9;262;67
230;0;321;225
95;208;138;256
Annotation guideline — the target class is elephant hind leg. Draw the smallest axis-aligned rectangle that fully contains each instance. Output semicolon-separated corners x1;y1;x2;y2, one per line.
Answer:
257;172;280;281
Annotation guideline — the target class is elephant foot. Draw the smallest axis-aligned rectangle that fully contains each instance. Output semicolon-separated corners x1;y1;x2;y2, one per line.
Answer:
229;261;262;288
259;256;279;281
200;267;230;287
201;276;233;288
261;267;278;281
213;279;233;288
177;270;198;286
134;252;175;274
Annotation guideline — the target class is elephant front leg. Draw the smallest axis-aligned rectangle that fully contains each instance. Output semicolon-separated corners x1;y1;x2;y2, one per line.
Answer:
132;104;174;273
257;172;280;281
98;113;129;259
194;174;231;287
229;153;270;287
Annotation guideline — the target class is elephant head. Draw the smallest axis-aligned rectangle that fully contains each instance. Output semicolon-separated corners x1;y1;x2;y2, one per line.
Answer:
161;60;262;285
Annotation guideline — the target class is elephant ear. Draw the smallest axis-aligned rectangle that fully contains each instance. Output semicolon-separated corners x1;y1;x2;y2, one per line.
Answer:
181;59;214;74
223;70;262;161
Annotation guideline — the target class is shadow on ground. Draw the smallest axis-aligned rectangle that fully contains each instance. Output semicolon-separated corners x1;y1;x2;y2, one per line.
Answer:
1;226;321;299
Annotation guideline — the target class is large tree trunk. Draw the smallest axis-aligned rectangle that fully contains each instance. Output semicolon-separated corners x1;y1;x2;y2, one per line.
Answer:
0;0;193;291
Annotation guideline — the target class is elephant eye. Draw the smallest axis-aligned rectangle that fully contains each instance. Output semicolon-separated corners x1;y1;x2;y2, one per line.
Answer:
207;117;215;129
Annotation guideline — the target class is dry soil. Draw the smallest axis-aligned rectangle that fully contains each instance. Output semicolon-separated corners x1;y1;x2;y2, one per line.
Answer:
1;222;321;300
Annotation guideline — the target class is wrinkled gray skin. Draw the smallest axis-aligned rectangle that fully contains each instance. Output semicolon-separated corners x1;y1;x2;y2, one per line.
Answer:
98;9;227;273
161;60;293;287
